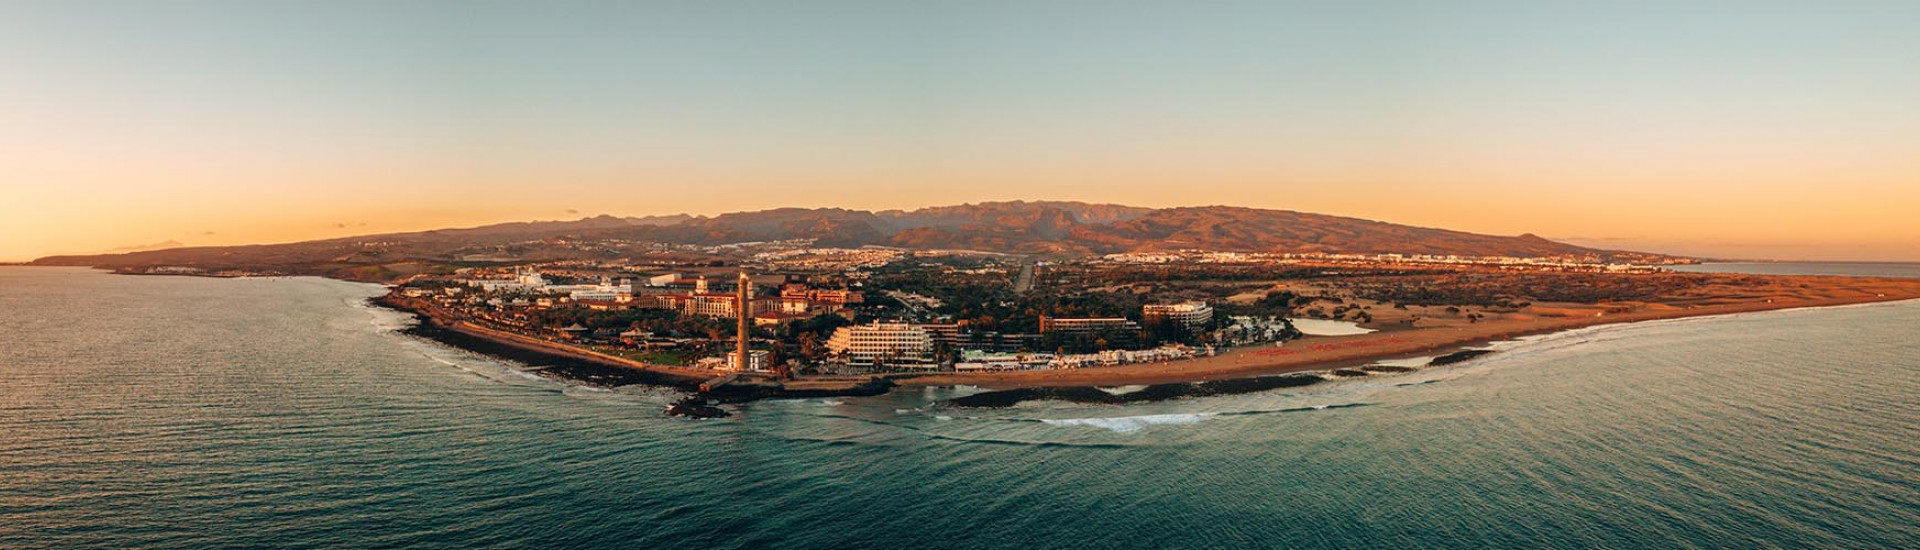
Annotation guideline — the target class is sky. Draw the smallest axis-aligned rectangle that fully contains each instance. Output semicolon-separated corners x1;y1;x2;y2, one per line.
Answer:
3;0;1918;262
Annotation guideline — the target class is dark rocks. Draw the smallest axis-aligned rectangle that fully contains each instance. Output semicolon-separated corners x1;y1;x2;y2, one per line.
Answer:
665;395;731;419
1429;349;1495;366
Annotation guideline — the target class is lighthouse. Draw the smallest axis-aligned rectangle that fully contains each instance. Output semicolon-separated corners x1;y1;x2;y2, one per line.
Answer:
736;270;751;371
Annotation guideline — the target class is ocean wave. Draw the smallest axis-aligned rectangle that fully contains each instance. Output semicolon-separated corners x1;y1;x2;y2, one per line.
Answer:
1029;402;1373;433
403;338;562;390
1040;412;1217;433
913;432;1136;449
1216;402;1372;417
352;298;419;332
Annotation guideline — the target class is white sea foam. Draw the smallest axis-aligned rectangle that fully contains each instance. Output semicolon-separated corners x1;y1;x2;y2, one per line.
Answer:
351;298;419;332
1096;385;1150;396
402;337;556;388
1370;357;1431;368
562;385;612;397
1040;412;1217;433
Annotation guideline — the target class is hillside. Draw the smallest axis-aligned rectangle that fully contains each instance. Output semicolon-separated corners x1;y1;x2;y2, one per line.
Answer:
29;202;1660;280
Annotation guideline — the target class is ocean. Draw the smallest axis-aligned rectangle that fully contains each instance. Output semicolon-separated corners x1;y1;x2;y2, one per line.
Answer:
3;265;1919;549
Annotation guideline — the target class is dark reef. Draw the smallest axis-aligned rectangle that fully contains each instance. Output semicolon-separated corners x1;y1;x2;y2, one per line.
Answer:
1429;349;1496;366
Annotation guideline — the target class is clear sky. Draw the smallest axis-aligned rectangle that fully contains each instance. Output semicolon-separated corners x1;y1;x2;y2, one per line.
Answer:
3;1;1918;261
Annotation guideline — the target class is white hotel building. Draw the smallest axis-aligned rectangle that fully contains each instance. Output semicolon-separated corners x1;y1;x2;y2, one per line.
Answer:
826;322;936;368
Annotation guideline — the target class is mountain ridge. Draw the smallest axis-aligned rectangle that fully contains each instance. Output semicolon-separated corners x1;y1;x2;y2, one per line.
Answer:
29;202;1673;278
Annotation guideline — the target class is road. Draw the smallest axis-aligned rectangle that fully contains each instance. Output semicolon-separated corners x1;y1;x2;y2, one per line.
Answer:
1012;261;1036;294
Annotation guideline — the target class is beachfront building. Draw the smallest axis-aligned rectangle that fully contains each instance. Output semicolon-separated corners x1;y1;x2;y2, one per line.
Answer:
826;322;935;368
1143;301;1213;329
915;323;962;349
954;350;1052;371
1047;344;1205;369
1038;316;1141;333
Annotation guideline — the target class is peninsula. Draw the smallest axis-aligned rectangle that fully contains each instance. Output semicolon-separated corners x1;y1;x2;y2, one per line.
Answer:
32;202;1920;406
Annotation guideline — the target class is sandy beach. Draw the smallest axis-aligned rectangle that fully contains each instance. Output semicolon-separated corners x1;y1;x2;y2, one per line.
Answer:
896;275;1920;390
378;274;1920;399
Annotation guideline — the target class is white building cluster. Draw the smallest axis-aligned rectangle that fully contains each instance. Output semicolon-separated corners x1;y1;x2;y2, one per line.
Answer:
462;267;549;292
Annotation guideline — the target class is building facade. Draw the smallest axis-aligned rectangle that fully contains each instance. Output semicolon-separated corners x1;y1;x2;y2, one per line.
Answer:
826;322;935;367
1143;301;1214;329
1038;316;1142;333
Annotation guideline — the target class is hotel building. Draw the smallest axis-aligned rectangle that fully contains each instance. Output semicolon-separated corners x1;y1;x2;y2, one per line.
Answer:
1142;301;1214;329
826;322;936;367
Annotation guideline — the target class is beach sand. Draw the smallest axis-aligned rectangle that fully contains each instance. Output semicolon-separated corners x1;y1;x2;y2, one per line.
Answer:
379;274;1920;398
894;275;1920;390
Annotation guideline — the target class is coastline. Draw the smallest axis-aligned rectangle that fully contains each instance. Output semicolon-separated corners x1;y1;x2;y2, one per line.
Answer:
29;265;1916;406
905;287;1920;392
377;294;713;389
363;276;1920;405
375;295;897;401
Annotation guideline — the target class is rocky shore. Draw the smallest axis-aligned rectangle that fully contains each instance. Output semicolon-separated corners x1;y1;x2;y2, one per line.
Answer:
376;295;894;402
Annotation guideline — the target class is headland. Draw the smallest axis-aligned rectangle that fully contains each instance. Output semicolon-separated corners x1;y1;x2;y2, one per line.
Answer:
373;271;1920;406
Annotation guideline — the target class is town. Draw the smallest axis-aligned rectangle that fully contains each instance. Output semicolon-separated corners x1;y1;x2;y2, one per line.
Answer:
378;243;1688;383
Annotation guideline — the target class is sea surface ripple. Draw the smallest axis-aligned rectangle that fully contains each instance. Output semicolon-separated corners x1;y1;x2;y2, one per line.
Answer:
3;266;1919;549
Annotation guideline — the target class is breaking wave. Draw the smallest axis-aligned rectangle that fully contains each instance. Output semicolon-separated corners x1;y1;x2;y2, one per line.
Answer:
1040;413;1217;433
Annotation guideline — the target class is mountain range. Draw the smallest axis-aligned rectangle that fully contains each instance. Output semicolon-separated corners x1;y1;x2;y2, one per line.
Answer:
29;202;1667;279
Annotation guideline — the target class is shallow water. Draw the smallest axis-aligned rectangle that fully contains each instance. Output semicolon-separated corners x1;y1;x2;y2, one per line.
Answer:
3;267;1919;549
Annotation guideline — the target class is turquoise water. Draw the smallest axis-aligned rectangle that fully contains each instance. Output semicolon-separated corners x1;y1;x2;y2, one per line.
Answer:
4;266;1920;549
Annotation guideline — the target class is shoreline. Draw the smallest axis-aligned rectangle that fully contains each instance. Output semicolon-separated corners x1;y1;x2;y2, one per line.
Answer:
374;295;716;389
368;283;1920;405
27;265;1919;406
376;295;897;401
399;314;712;391
943;296;1920;407
901;289;1920;392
